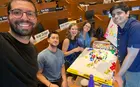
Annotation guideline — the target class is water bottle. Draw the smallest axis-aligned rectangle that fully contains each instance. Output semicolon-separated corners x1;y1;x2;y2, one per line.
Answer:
37;0;42;3
88;74;94;87
45;0;51;2
79;16;82;22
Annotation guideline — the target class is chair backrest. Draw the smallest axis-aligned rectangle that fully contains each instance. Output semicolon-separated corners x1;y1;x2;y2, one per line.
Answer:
0;0;9;6
58;18;68;25
36;22;45;33
95;27;104;39
57;40;64;50
85;10;94;20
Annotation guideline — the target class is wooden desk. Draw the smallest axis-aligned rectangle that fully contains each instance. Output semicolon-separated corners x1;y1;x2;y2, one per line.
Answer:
38;9;69;31
0;21;9;32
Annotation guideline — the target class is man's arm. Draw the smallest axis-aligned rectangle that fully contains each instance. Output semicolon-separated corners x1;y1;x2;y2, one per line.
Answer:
61;64;68;87
37;69;51;87
118;47;139;76
115;47;139;87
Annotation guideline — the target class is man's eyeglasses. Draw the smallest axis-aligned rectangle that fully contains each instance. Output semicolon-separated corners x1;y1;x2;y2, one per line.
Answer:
9;9;37;20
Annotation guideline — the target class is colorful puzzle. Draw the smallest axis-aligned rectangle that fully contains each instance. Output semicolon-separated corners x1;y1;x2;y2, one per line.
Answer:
67;48;117;86
92;41;116;52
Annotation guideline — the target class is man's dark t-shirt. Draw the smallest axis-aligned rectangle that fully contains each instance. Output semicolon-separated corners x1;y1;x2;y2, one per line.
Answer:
0;32;38;87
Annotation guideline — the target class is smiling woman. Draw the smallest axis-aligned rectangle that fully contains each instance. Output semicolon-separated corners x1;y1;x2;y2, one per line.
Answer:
62;23;84;68
78;21;94;48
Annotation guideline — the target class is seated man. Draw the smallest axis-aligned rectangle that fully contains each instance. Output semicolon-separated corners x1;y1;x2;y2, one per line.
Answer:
37;31;68;87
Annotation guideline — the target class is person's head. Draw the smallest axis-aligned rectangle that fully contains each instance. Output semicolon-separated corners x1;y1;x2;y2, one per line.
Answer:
66;23;79;40
110;3;129;26
7;0;37;37
80;21;93;37
47;31;59;47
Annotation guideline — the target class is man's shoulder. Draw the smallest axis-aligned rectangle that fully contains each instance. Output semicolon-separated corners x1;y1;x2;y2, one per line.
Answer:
39;48;48;55
126;18;140;32
57;49;64;57
0;32;7;37
133;20;140;27
38;48;49;60
57;48;63;53
0;32;8;44
128;18;140;27
130;20;140;32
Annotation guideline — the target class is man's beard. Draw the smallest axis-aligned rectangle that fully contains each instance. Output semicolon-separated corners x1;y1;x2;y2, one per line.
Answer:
9;20;35;36
50;43;58;48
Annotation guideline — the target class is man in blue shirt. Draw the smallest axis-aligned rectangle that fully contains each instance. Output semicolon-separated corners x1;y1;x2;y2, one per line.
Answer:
110;3;140;87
